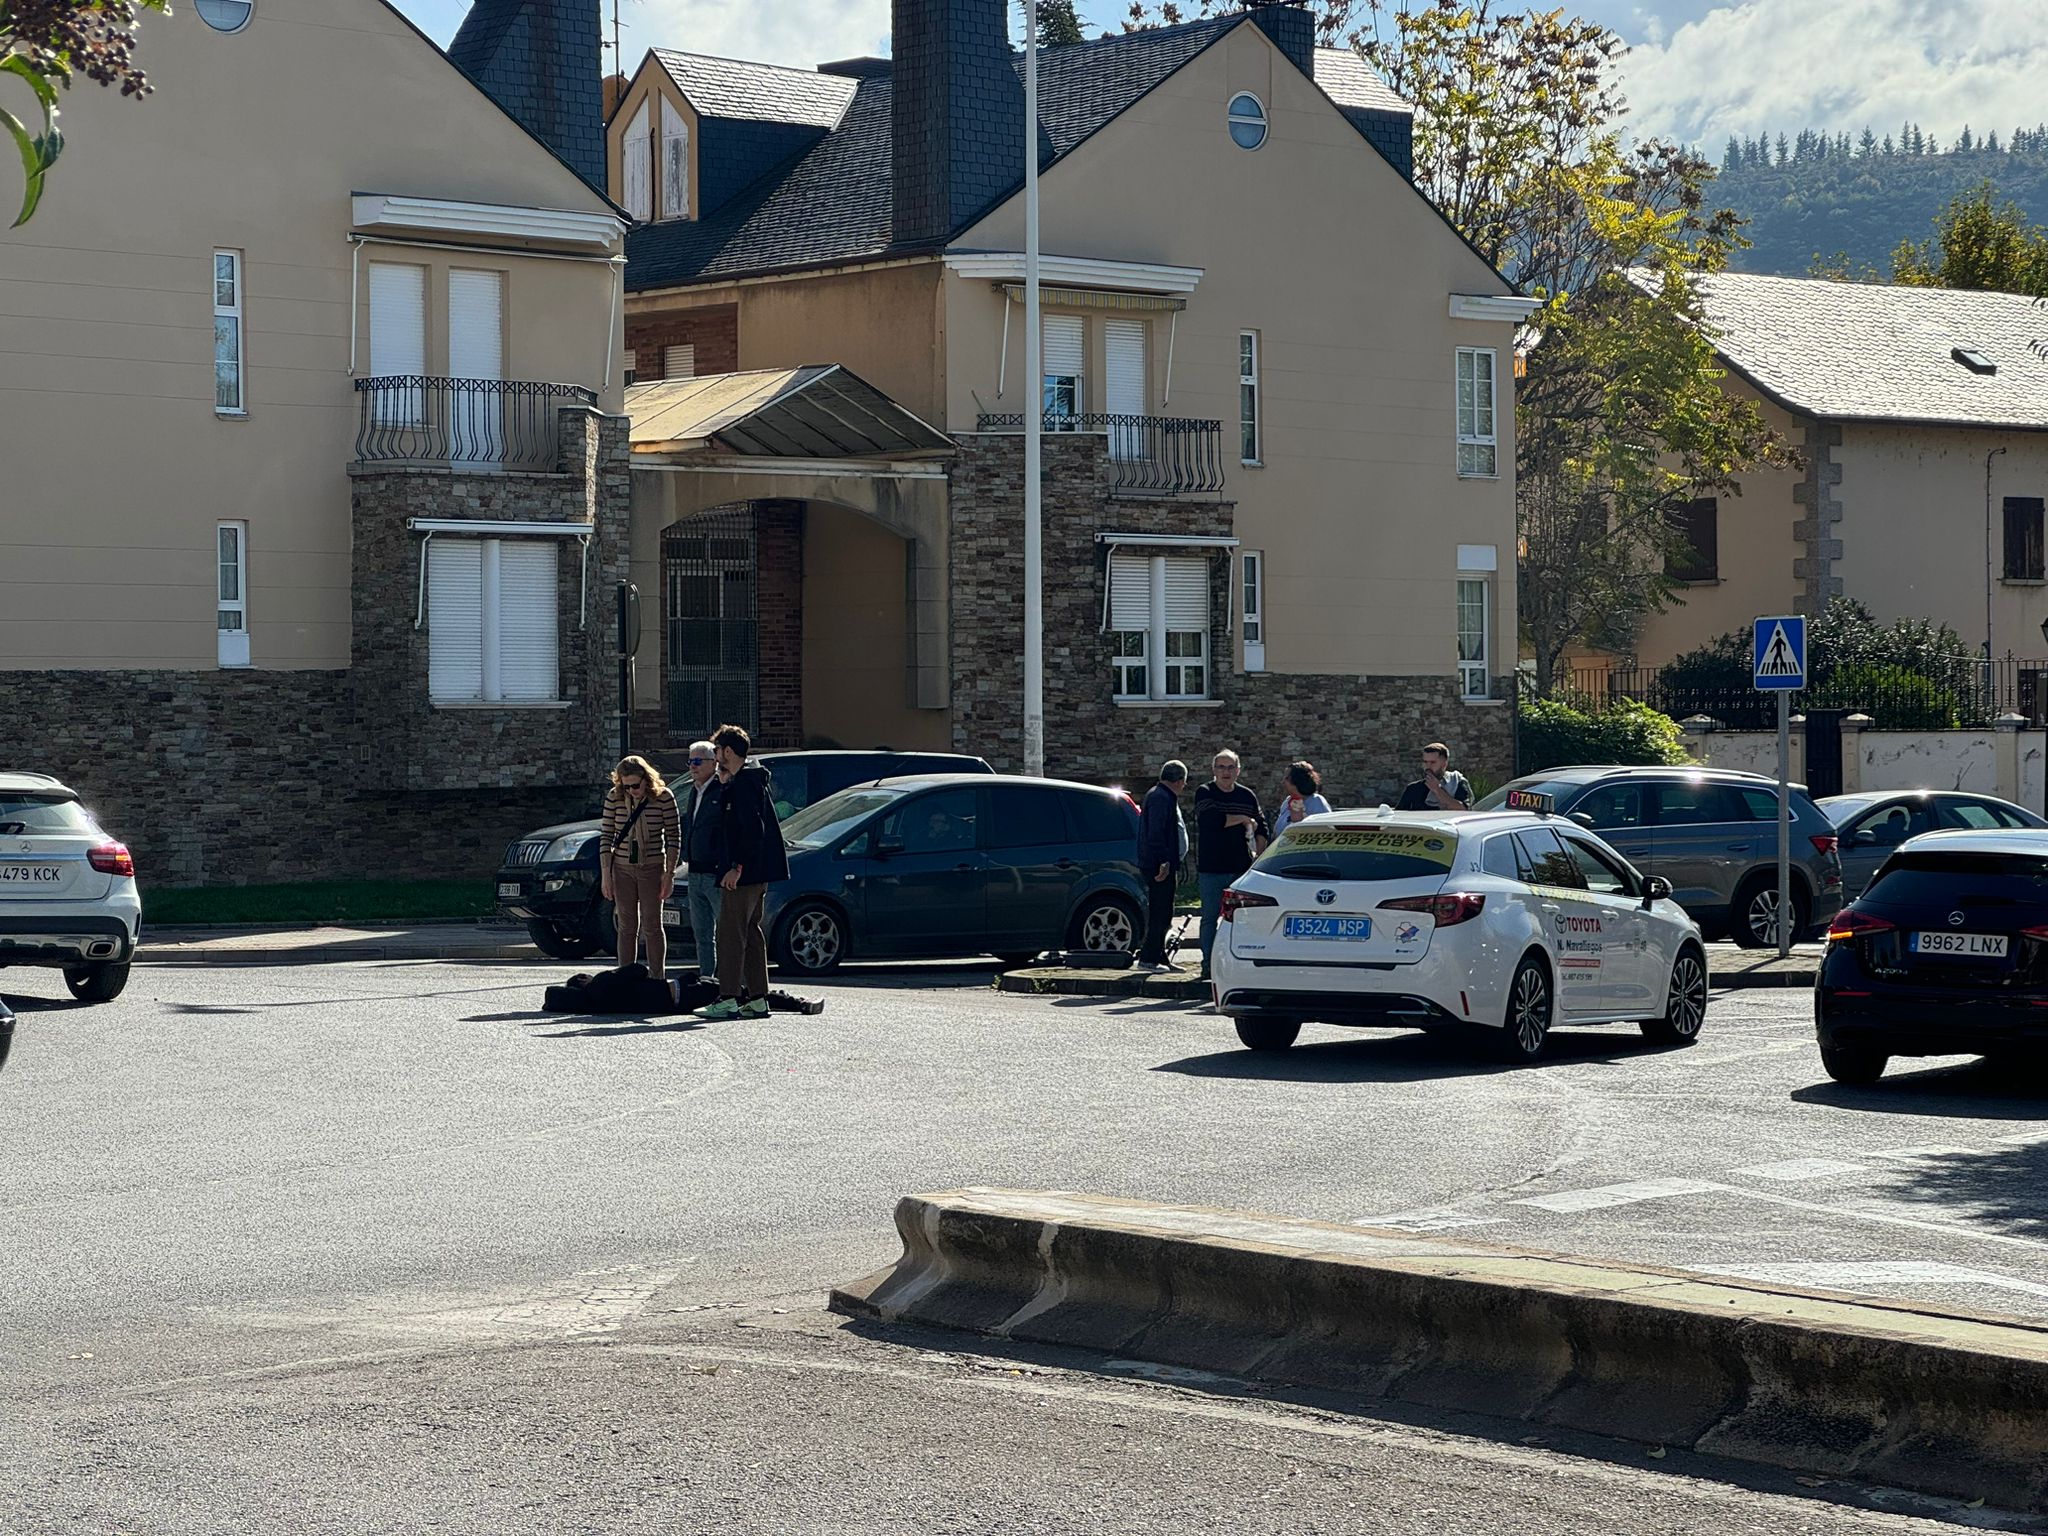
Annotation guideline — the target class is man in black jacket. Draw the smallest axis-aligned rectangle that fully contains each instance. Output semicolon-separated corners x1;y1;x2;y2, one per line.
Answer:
697;724;790;1021
1137;760;1188;971
1192;748;1270;979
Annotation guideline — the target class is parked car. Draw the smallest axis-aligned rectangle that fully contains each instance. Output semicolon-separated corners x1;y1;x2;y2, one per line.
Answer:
1816;828;2048;1083
497;750;995;958
1210;803;1706;1060
1476;766;1844;946
1817;790;2048;896
0;772;141;1002
765;774;1145;973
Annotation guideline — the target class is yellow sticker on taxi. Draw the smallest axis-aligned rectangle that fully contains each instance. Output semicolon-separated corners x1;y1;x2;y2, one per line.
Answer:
1278;827;1459;866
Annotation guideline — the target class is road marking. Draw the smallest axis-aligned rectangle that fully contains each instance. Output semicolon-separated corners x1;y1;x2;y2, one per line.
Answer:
1723;1186;2048;1253
1351;1207;1505;1233
1867;1144;1987;1161
1514;1177;1729;1213
1729;1158;1870;1181
1700;1260;2048;1299
1995;1127;2048;1144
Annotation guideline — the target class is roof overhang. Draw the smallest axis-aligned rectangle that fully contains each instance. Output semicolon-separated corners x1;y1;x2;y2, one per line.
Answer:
352;194;625;255
1095;532;1240;549
628;365;955;461
1449;294;1543;323
944;251;1204;296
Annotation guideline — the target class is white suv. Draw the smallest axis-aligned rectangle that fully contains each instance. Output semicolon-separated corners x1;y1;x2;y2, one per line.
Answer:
0;773;142;1003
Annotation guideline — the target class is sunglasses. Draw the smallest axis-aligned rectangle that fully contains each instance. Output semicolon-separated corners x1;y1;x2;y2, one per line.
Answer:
621;780;646;791
688;757;711;766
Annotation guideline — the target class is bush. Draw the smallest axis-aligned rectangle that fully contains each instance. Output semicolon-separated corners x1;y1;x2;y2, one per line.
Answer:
1518;696;1695;773
1805;663;1964;730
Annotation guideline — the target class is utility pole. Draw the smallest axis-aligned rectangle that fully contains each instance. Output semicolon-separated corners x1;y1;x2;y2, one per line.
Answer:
1022;0;1045;778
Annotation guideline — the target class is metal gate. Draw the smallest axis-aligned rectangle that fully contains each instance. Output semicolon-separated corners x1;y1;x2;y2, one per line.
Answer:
664;508;758;737
1804;708;1845;800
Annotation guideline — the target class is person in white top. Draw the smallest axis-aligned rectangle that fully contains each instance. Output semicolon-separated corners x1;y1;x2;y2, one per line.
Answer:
1271;760;1334;838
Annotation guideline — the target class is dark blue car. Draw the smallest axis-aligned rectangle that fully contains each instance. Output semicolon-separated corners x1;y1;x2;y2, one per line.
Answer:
766;774;1146;974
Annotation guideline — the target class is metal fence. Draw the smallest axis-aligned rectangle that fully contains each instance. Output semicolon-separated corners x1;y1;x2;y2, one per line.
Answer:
353;376;598;472
1564;658;2048;730
974;412;1226;498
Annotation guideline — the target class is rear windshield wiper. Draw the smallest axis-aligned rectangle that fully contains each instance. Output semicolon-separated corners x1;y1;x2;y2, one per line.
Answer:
1273;863;1343;880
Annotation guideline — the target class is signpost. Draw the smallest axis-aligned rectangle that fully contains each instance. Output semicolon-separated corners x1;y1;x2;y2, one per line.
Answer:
1753;615;1807;958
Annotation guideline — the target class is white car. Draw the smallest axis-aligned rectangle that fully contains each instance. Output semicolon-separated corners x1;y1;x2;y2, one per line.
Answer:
1210;802;1706;1061
0;773;141;1003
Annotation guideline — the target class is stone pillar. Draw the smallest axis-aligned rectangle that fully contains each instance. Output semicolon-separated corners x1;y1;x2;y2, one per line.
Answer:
1840;713;1873;793
1995;712;2028;804
1788;714;1807;786
1680;714;1718;765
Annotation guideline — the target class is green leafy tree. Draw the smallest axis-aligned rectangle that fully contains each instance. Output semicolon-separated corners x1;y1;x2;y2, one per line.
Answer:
1029;0;1085;45
1891;180;2048;296
1518;695;1692;772
1;0;164;228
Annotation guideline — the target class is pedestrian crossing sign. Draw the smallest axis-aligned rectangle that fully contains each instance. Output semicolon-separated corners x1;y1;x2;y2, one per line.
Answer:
1753;615;1806;690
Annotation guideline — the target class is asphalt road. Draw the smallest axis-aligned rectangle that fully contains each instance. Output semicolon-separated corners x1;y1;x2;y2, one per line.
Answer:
4;959;2045;1533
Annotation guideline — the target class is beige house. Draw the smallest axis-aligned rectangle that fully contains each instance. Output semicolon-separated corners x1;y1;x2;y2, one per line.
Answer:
606;0;1535;799
1618;275;2048;684
0;0;633;884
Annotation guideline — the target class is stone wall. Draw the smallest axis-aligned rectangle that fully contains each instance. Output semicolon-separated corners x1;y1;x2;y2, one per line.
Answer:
947;431;1515;804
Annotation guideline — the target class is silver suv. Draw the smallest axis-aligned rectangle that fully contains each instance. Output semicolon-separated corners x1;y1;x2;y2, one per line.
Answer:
1479;766;1844;946
0;773;142;1001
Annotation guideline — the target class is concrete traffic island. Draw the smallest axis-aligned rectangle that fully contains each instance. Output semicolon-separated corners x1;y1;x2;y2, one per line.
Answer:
830;1188;2048;1513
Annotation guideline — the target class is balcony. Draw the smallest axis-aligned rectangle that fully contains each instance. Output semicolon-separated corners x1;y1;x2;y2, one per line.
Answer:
976;413;1226;498
352;375;598;473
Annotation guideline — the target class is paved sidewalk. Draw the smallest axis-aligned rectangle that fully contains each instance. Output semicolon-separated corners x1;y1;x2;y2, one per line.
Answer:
136;921;537;965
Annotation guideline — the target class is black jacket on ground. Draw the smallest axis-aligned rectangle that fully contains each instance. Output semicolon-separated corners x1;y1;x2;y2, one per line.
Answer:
685;777;726;872
716;762;790;886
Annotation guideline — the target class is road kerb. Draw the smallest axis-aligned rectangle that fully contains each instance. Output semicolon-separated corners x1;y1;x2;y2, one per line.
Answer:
830;1188;2048;1513
995;956;1818;1001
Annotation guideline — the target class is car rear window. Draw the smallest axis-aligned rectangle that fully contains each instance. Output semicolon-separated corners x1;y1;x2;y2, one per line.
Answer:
1253;823;1459;882
0;795;93;835
1865;851;2048;903
988;785;1067;849
1064;789;1136;844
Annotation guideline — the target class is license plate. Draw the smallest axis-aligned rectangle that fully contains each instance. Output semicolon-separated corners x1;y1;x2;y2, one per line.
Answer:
1910;931;2008;958
0;864;62;885
497;882;521;898
1283;915;1370;941
661;908;681;926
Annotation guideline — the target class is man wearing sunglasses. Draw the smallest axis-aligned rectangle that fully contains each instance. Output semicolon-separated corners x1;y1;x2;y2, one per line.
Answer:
682;739;723;980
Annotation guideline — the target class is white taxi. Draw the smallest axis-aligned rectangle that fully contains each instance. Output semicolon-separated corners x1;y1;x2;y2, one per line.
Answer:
1210;797;1706;1061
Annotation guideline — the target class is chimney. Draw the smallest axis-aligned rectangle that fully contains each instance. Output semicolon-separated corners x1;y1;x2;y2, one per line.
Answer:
891;0;1026;248
447;0;607;193
1249;1;1314;79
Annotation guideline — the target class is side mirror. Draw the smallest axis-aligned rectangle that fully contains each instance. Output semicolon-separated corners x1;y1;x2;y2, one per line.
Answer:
1852;828;1877;846
1642;874;1673;907
1569;811;1596;828
873;839;904;859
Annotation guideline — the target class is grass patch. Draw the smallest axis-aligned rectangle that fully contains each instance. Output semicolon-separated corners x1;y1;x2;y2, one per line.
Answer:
147;879;497;927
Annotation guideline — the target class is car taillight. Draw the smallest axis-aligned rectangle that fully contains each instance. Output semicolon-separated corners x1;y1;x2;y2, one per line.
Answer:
1379;892;1487;927
1809;834;1839;857
1219;887;1277;922
88;842;134;878
1825;909;1893;944
2022;925;2048;942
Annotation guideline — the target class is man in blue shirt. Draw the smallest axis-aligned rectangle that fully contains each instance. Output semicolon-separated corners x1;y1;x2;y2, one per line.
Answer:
1137;760;1188;971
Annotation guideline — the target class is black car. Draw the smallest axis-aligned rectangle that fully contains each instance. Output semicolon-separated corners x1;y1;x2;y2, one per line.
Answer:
496;750;994;958
1816;828;2048;1083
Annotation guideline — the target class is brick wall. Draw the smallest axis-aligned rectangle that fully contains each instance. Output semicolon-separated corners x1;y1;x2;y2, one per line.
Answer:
625;306;739;379
756;501;805;747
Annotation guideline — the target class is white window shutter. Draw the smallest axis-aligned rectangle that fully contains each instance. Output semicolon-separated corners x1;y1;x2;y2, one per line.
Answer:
1043;315;1084;378
1162;557;1209;629
497;542;560;701
1108;553;1152;630
664;343;695;380
447;271;503;381
1104;319;1145;414
368;263;426;377
428;539;483;702
623;101;652;222
661;98;690;221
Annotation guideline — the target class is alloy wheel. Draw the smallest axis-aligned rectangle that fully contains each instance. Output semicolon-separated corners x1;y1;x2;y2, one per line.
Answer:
788;909;842;971
1512;965;1549;1055
1668;952;1706;1038
1078;902;1136;952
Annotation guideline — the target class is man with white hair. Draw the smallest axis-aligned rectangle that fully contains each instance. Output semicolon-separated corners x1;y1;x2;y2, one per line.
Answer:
1192;747;1270;979
681;739;723;979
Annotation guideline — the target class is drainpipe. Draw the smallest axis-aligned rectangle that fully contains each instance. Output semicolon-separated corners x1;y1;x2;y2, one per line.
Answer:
1988;445;2008;703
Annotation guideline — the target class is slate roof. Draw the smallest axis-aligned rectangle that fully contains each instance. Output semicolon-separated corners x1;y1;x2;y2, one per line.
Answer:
653;49;858;129
1313;47;1411;117
1691;272;2048;430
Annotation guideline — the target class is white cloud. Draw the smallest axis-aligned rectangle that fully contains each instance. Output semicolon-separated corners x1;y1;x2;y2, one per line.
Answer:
612;0;889;69
1618;0;2048;146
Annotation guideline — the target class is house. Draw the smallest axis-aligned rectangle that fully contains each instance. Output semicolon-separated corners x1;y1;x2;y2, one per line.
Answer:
0;0;630;886
604;0;1533;800
1614;274;2048;682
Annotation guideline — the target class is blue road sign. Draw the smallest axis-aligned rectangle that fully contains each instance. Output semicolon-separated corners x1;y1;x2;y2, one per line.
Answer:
1753;615;1806;690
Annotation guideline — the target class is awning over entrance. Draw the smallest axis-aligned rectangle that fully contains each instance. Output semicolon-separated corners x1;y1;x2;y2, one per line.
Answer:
627;366;953;460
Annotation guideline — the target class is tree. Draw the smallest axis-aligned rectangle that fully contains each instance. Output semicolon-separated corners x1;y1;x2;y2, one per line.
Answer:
1;0;163;227
1121;0;1353;46
1892;181;2048;296
1030;0;1085;45
1857;127;1877;157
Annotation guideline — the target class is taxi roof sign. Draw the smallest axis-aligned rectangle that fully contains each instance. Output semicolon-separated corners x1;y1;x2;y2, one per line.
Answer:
1504;789;1555;814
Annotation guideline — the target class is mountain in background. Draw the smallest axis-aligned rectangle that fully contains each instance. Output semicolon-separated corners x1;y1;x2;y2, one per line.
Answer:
1707;128;2048;278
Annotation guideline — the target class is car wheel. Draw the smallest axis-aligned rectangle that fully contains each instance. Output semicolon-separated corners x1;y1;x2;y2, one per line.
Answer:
1733;876;1808;949
1069;895;1139;957
1820;1041;1888;1085
64;961;130;1004
585;903;618;955
1640;945;1708;1045
1234;1017;1301;1052
1497;954;1552;1063
776;902;846;976
526;919;597;960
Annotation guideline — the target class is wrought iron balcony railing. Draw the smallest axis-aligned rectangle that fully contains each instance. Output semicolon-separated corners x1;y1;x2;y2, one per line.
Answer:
352;375;598;472
976;412;1226;497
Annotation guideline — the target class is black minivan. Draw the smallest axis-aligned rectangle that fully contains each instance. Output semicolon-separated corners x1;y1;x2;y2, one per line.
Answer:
497;750;992;958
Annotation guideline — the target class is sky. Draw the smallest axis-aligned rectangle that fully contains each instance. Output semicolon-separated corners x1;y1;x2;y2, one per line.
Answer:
395;1;2048;149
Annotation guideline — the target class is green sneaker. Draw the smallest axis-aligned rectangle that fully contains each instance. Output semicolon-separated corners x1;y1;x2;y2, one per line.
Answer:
738;997;771;1020
696;998;743;1021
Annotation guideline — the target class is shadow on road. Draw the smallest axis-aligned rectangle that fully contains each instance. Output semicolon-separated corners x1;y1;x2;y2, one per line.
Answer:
1882;1138;2048;1237
1791;1056;2048;1119
1156;1027;1678;1083
0;994;87;1013
530;1017;707;1038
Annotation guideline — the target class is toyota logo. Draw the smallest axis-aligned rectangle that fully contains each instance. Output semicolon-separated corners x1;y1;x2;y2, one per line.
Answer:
1949;911;1966;927
1316;888;1337;906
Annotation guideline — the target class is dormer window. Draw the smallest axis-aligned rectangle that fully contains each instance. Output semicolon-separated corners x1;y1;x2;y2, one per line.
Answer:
1953;345;1997;376
660;99;691;222
621;100;652;222
1227;92;1267;150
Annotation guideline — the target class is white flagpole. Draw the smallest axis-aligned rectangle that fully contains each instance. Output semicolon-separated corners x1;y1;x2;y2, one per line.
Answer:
1022;0;1045;778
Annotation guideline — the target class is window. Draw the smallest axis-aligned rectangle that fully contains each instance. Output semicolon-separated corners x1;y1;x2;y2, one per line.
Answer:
1108;551;1211;702
1104;318;1146;460
213;250;245;414
622;349;637;385
1667;496;1719;582
1455;347;1496;477
1227;92;1267;150
665;343;696;381
1241;550;1265;672
2004;497;2044;580
660;98;690;222
1482;834;1522;882
1562;838;1635;897
1653;781;1738;826
1572;783;1644;831
880;788;979;855
1065;789;1136;845
1238;331;1261;463
195;0;252;32
1043;314;1084;427
217;521;249;668
1513;828;1584;889
368;261;426;426
1456;578;1489;701
427;538;560;704
989;785;1069;849
621;100;652;223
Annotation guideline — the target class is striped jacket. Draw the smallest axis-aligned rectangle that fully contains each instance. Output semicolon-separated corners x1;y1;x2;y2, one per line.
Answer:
598;786;681;872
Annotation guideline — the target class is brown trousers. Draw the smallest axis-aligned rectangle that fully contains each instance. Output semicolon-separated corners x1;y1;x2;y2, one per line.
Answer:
612;859;668;974
715;883;769;1001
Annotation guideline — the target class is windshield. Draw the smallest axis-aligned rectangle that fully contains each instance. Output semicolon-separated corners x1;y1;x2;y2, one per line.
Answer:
1252;823;1460;883
1474;778;1586;812
779;787;904;850
0;794;93;835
